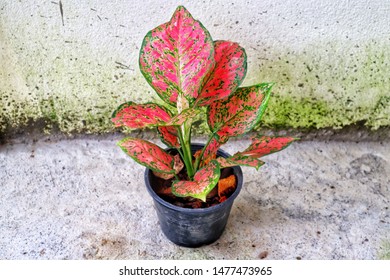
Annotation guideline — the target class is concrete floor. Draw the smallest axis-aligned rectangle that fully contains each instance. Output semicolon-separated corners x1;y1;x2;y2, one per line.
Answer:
0;135;389;260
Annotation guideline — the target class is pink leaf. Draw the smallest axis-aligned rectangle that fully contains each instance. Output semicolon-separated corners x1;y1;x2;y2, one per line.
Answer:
194;137;221;167
216;136;296;170
166;108;199;126
217;155;265;170
172;160;220;202
240;136;297;158
117;137;176;174
195;41;247;106
153;154;184;180
157;126;180;148
112;102;195;129
207;83;274;143
139;6;215;105
112;102;171;129
203;137;221;161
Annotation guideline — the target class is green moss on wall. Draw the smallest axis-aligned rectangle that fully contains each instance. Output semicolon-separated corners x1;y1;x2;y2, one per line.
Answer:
244;40;390;130
1;36;389;135
263;96;332;128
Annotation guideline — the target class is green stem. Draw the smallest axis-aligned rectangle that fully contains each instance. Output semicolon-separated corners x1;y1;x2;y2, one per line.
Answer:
178;122;194;179
176;146;185;163
176;95;195;179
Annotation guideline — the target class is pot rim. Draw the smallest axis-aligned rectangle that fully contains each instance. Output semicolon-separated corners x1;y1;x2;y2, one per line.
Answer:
144;143;243;213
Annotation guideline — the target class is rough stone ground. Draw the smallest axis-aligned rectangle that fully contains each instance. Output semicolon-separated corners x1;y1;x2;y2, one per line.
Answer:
0;135;389;260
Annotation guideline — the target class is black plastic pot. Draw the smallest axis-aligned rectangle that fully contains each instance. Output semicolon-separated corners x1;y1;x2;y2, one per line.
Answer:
144;144;243;247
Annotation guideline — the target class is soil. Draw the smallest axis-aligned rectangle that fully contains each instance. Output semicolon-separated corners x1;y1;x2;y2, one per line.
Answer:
150;166;237;209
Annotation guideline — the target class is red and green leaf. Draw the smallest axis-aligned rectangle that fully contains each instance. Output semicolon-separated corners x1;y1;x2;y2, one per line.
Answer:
112;102;198;129
240;136;297;157
166;108;199;126
112;102;171;129
139;6;215;105
157;126;180;148
153;154;184;180
172;160;221;202
195;40;247;107
207;83;274;143
194;137;221;168
117;137;177;175
216;136;296;170
217;155;265;170
156;108;197;149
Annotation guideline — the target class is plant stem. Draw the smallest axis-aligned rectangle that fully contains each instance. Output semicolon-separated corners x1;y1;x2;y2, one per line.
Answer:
176;95;194;179
178;121;194;179
176;146;185;163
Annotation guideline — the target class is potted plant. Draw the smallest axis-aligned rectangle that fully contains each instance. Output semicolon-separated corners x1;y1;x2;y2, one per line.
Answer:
112;6;296;247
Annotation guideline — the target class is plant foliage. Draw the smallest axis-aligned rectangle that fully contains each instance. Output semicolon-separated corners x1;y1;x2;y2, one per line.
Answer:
112;6;296;202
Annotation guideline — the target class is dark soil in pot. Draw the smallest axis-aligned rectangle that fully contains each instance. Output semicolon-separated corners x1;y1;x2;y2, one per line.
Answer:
149;164;237;209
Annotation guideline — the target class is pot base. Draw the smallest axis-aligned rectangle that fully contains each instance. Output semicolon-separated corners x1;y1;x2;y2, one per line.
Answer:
153;197;234;247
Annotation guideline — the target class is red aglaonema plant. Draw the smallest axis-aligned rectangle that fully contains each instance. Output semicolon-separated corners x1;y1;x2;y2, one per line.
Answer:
112;6;296;202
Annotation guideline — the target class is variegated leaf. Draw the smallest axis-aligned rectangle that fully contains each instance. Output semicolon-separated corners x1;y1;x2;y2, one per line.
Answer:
112;102;171;129
207;83;274;143
139;6;215;105
240;136;297;157
153;154;184;180
112;102;197;129
172;160;220;202
217;155;265;170
117;137;176;174
157;126;180;148
216;136;296;170
166;108;199;125
195;40;247;107
194;137;221;167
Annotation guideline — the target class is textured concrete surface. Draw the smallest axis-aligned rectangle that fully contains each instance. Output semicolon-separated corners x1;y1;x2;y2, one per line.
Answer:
1;0;390;133
0;135;389;260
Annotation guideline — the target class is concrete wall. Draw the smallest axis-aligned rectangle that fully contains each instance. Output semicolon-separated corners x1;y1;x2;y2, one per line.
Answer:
1;0;389;134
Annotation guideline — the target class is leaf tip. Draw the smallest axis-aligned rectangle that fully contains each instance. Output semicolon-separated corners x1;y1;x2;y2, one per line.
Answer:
255;161;266;170
263;82;275;93
176;5;187;11
173;5;191;18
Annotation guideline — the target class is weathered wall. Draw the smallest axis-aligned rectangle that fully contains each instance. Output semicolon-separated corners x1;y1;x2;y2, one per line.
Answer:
1;0;389;134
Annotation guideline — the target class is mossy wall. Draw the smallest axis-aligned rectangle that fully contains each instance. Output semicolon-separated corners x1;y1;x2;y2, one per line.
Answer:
1;0;389;134
249;41;390;130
